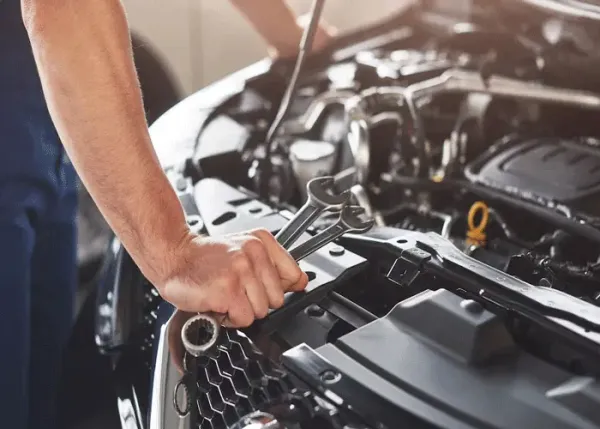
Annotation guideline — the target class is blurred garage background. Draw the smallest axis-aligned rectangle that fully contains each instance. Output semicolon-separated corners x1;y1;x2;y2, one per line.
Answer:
125;0;404;95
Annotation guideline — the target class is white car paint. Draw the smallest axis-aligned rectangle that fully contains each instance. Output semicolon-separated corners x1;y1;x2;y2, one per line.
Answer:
122;0;407;95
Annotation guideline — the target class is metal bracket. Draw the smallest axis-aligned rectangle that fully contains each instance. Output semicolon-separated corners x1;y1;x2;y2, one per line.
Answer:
388;247;432;287
342;228;600;354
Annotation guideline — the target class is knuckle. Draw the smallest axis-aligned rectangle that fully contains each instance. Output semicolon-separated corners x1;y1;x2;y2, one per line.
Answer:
241;236;264;255
231;252;251;272
271;292;285;309
285;264;302;278
256;305;269;319
211;300;228;314
238;313;254;328
251;228;273;241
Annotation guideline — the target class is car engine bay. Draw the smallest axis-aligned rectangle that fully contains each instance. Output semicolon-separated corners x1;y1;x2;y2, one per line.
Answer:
95;1;600;428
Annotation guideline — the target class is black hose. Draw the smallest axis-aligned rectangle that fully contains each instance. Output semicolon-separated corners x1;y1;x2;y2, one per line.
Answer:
329;292;377;323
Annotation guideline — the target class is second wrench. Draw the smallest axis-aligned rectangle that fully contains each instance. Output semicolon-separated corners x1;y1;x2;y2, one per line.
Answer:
276;176;350;249
289;205;374;261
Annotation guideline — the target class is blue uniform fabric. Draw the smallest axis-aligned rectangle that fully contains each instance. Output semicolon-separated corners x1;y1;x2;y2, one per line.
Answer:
1;1;78;428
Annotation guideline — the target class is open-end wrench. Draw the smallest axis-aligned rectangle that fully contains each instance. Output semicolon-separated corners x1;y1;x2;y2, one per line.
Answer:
276;176;351;249
289;205;375;261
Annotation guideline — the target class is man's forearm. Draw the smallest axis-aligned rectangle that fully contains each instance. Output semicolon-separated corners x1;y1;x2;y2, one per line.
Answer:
22;0;188;282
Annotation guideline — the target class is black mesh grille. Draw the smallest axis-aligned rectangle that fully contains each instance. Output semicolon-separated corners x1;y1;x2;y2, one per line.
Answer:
190;330;293;429
186;329;364;429
135;282;358;428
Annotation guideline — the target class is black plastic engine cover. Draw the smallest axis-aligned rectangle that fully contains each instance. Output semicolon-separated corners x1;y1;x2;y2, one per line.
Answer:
283;289;600;429
466;136;600;216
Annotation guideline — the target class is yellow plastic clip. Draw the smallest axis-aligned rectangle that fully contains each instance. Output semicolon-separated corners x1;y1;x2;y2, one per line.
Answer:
466;201;489;246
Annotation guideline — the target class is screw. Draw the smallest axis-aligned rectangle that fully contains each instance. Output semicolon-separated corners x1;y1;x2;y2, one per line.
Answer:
329;245;345;256
320;370;341;384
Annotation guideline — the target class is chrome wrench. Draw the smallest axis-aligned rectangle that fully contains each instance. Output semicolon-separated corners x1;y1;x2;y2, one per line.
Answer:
289;205;375;261
275;176;350;249
182;179;353;356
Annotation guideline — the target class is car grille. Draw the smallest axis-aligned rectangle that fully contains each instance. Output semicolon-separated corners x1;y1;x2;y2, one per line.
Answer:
190;329;293;429
139;283;356;428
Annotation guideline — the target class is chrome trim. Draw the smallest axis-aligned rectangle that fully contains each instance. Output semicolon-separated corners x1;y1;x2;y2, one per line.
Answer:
149;313;191;429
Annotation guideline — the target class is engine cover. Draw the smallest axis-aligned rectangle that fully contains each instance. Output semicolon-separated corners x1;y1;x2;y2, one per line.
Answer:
283;289;600;429
466;137;600;216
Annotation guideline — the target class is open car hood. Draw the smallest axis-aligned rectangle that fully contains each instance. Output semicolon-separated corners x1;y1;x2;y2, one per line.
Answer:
517;0;600;19
95;2;600;428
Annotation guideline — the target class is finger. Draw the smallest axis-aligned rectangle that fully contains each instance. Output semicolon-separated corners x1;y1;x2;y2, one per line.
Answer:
250;228;305;287
226;289;255;328
245;281;270;319
241;237;284;308
233;249;269;318
288;270;309;292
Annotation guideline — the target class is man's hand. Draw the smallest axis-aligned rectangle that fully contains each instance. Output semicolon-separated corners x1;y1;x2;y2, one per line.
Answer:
155;229;308;328
230;0;336;59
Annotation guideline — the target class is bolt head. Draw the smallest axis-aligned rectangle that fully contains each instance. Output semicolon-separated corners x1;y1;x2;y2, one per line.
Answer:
329;245;345;256
320;369;341;384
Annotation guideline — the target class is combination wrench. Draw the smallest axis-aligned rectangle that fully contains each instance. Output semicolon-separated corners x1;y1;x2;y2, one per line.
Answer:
288;205;374;261
275;176;350;249
182;177;371;356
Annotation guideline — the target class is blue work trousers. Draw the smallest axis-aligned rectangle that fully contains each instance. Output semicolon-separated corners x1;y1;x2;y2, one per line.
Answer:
1;1;78;428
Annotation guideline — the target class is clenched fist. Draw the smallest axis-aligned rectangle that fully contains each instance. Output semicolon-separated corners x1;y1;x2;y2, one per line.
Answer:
151;228;308;328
